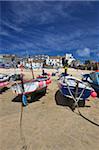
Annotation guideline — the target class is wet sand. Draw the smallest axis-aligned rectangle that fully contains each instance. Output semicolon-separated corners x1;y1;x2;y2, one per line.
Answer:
0;68;99;150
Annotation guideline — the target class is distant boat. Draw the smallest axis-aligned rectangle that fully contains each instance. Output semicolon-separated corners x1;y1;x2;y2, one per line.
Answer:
0;63;5;68
0;63;12;69
82;71;99;94
0;74;10;82
37;70;51;83
0;74;9;91
58;72;69;79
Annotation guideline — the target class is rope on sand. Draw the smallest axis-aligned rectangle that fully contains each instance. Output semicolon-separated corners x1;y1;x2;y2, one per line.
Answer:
20;103;27;150
63;76;99;127
77;106;99;127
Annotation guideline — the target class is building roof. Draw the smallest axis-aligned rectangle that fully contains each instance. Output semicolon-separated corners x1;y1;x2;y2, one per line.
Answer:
49;56;62;59
33;60;44;63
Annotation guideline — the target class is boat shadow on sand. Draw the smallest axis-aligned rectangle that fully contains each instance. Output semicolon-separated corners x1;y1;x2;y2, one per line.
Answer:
0;87;9;94
55;90;91;110
12;91;47;104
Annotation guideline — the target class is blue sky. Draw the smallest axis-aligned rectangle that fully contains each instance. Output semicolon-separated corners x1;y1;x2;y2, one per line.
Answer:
0;0;99;61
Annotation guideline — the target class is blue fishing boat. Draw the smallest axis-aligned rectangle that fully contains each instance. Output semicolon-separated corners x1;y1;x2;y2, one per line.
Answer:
82;71;99;94
58;75;96;110
89;71;99;94
59;76;93;100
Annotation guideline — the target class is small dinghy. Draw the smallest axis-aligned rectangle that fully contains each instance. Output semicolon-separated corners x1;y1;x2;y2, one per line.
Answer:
37;70;51;84
37;75;51;84
59;76;93;100
58;75;96;110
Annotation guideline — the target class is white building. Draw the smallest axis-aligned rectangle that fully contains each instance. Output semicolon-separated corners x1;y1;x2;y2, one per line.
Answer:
32;55;49;60
65;53;75;65
25;59;43;69
46;56;62;67
25;55;63;68
0;55;3;63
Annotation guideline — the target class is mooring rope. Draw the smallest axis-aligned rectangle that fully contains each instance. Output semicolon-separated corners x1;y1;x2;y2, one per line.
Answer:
63;76;99;127
11;58;29;150
19;103;28;150
64;77;86;108
19;66;28;150
76;105;99;127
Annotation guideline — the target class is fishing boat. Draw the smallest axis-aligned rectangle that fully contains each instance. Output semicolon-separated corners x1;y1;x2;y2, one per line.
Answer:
82;71;99;94
11;77;51;95
37;70;51;84
58;72;69;79
37;73;51;83
58;75;96;109
59;75;93;100
11;59;51;105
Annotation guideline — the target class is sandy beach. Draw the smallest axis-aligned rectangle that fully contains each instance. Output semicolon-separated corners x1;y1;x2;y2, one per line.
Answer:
0;68;99;150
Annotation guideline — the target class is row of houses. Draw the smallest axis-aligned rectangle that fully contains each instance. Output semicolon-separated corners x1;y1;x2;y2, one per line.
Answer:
24;56;62;69
24;54;75;68
0;54;75;69
0;54;98;70
0;54;16;63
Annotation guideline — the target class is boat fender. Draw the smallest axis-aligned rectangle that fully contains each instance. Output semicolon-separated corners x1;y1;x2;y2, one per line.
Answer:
46;79;51;84
91;91;97;98
39;81;44;87
37;76;43;78
47;73;51;76
22;94;27;106
0;82;9;87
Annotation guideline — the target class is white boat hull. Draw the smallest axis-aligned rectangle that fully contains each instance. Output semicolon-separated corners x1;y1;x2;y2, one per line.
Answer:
11;80;46;95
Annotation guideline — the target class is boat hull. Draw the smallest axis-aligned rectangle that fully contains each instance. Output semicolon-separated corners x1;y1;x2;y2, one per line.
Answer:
58;75;93;101
59;83;91;100
82;72;99;94
0;81;9;90
91;84;99;94
11;80;47;95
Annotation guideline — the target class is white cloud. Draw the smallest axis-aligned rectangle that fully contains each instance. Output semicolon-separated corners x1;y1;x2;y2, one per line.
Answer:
1;20;22;32
0;31;9;36
76;48;91;57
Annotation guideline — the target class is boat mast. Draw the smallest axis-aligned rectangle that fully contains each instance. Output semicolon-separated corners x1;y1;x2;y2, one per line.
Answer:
26;50;34;79
29;55;34;79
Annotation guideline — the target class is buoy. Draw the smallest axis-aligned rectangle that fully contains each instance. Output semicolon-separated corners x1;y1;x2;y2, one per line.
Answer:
22;94;27;106
0;82;9;87
96;70;99;72
39;81;43;87
46;79;51;84
47;73;51;76
91;91;97;98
